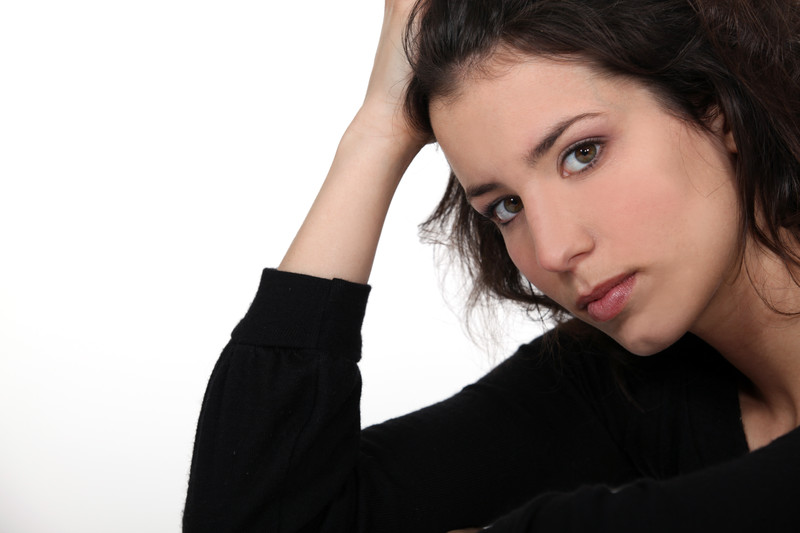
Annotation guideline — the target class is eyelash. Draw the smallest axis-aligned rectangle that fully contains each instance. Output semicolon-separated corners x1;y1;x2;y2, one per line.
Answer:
482;196;521;226
559;137;605;176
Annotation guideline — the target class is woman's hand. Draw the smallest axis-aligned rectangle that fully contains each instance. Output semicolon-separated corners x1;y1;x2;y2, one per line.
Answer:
353;0;427;147
278;0;427;283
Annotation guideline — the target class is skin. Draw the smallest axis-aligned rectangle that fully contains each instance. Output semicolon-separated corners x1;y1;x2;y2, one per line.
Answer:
278;0;426;283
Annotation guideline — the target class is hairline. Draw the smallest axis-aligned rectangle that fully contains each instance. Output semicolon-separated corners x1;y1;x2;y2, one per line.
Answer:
427;45;717;143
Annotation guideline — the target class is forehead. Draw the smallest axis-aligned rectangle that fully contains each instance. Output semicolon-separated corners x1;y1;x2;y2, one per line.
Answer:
429;56;627;140
428;56;649;180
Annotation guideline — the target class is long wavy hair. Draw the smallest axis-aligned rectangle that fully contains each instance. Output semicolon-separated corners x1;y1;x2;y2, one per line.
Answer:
403;0;800;323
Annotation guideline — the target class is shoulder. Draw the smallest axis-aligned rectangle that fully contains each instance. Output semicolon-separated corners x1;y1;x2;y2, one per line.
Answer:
505;320;735;390
481;320;740;439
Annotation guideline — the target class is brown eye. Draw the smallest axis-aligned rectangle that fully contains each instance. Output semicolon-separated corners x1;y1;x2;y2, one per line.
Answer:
563;142;601;174
493;196;523;223
575;144;597;163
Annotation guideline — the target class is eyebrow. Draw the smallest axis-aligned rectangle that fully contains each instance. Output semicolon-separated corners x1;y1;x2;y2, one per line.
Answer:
524;112;602;166
464;112;601;202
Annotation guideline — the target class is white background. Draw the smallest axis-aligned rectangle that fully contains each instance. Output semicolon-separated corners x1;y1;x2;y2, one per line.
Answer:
0;2;543;532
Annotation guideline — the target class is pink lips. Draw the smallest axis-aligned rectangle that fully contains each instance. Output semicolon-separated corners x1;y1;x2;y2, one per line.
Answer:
577;273;636;322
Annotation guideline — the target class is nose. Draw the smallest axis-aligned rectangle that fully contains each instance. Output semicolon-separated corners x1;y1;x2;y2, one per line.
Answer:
523;190;594;273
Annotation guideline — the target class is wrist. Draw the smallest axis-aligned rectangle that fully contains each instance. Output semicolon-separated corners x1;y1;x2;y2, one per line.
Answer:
347;105;428;159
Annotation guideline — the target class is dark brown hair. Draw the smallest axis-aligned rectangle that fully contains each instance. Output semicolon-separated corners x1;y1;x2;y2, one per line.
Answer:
403;0;800;320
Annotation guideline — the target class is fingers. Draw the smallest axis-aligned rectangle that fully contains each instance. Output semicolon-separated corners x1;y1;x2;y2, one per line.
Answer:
359;0;423;142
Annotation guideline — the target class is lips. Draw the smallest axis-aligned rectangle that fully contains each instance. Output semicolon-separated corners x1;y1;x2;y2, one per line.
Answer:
576;273;636;322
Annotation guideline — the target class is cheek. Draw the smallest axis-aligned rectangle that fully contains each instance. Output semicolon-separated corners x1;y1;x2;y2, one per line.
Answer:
503;229;564;300
502;228;536;280
588;149;705;252
607;180;684;246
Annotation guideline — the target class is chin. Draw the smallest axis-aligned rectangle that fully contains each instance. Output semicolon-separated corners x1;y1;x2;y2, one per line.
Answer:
617;338;670;357
604;319;688;357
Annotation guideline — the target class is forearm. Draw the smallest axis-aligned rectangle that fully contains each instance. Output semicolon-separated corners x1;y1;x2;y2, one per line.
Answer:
279;0;424;284
183;270;371;532
488;427;800;532
279;114;423;283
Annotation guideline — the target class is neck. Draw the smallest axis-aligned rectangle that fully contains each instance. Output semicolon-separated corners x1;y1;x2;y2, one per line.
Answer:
692;243;800;447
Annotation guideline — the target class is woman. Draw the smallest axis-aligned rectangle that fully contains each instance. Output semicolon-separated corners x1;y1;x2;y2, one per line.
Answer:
184;0;800;531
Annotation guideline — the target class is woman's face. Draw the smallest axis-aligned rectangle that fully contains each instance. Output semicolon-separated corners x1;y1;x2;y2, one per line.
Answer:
430;56;740;355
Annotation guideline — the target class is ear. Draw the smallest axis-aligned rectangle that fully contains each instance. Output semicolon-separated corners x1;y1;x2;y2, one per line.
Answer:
709;107;738;154
723;128;738;154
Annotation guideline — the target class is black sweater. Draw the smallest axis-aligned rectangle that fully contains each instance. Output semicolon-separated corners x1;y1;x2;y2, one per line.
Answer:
184;269;800;532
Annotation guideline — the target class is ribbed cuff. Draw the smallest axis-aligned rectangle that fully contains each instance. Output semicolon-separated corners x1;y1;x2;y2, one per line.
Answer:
230;269;371;361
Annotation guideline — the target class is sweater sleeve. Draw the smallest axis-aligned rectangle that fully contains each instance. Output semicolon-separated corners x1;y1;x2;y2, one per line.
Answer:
486;413;800;532
183;269;370;532
182;269;642;533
